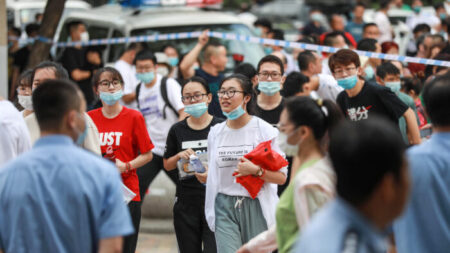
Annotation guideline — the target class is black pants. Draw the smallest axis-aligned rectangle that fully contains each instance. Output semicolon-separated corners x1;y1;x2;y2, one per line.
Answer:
278;156;293;196
174;196;217;253
137;153;178;203
123;201;142;253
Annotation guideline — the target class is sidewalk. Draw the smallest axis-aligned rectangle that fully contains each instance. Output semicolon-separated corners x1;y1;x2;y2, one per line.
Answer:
136;218;177;253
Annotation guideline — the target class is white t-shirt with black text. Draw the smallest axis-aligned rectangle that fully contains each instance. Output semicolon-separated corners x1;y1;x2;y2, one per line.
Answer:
138;74;184;156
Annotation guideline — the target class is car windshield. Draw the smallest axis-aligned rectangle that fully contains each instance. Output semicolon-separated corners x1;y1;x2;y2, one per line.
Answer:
130;23;265;72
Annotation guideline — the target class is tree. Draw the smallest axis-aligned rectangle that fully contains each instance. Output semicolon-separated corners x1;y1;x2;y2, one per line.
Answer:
27;0;67;69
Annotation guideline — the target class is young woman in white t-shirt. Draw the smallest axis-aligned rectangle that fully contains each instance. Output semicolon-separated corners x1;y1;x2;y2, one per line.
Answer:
205;74;287;253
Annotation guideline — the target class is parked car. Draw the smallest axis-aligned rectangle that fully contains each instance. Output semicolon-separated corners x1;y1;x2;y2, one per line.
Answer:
7;0;91;29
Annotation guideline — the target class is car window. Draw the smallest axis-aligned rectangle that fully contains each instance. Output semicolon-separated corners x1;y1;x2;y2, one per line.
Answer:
129;23;265;72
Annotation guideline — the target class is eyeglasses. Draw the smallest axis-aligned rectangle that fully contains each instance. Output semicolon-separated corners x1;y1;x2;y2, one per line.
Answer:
181;93;207;103
258;72;282;80
334;67;357;77
98;80;122;88
217;90;245;98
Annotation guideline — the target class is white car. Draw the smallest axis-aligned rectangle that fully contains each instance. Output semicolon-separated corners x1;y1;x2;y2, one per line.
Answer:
7;0;91;29
54;4;265;71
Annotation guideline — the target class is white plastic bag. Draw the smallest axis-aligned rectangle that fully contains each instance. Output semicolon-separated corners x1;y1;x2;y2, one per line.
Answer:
122;183;136;204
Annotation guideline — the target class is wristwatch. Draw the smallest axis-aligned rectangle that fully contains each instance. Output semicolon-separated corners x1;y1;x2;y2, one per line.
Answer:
256;167;264;177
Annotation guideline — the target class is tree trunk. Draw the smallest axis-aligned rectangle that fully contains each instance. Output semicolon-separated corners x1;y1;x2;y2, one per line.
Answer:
27;0;67;69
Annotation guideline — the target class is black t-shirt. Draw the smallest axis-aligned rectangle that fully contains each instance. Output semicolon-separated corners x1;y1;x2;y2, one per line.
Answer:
60;47;98;106
195;68;224;118
336;81;408;126
13;46;30;73
255;98;285;127
163;116;225;200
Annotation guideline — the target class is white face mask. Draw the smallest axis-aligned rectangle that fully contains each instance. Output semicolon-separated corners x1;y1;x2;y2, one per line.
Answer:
157;67;169;77
18;95;33;110
80;32;89;42
277;130;299;157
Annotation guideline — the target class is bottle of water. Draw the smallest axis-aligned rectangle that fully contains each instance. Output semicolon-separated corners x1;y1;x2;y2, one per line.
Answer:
189;154;205;173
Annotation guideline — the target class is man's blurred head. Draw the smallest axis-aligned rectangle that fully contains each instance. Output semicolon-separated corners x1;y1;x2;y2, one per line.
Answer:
363;23;380;40
330;15;345;32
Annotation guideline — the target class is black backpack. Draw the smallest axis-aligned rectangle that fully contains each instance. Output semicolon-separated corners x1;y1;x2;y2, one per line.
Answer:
135;76;179;119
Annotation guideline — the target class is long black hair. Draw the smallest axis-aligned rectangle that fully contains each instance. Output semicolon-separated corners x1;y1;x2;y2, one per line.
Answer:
219;73;256;115
284;95;343;140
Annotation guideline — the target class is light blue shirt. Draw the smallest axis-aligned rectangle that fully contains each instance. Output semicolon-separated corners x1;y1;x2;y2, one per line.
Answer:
294;198;387;253
0;135;134;253
345;21;365;43
393;133;450;253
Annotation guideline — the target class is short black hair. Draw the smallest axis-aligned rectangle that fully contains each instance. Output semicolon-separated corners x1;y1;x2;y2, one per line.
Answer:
376;62;400;79
297;50;316;71
32;61;69;83
18;69;33;88
67;20;85;33
401;77;422;96
161;44;177;52
234;63;257;80
271;29;285;41
379;0;391;9
25;23;40;37
9;26;21;37
354;2;366;9
134;50;157;65
254;18;272;30
329;117;406;205
323;31;344;47
413;23;431;34
423;72;450;127
32;79;82;131
357;38;377;52
257;55;285;76
281;72;309;98
363;23;378;33
182;76;210;94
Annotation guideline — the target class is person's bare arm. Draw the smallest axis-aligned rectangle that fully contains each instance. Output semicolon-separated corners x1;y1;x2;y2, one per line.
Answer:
116;151;153;173
163;148;195;171
122;93;136;104
236;157;287;185
71;69;91;81
179;30;209;79
98;236;123;253
404;108;421;145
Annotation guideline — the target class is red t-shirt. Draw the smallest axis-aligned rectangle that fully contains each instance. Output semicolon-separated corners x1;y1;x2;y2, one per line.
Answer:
88;106;154;202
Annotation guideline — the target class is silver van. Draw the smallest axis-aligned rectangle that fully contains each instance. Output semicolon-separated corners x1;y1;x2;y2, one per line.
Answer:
54;4;265;72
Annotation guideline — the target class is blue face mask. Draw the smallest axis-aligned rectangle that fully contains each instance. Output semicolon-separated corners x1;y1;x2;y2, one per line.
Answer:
413;6;421;14
254;27;263;37
136;71;155;84
364;66;374;80
184;102;208;118
8;41;13;49
168;57;179;67
76;115;88;146
264;46;273;55
100;90;123;106
337;75;358;90
258;81;281;96
223;103;246;120
385;81;401;93
440;13;447;20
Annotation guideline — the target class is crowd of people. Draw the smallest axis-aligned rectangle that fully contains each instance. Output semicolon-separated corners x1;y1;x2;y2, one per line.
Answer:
1;0;450;253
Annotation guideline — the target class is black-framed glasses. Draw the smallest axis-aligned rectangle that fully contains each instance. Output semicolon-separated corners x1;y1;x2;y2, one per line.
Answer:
333;67;357;77
258;72;282;80
181;93;207;103
98;80;122;88
217;90;244;98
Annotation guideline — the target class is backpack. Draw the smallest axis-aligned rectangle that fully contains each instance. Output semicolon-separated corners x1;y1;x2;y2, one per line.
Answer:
135;76;179;119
